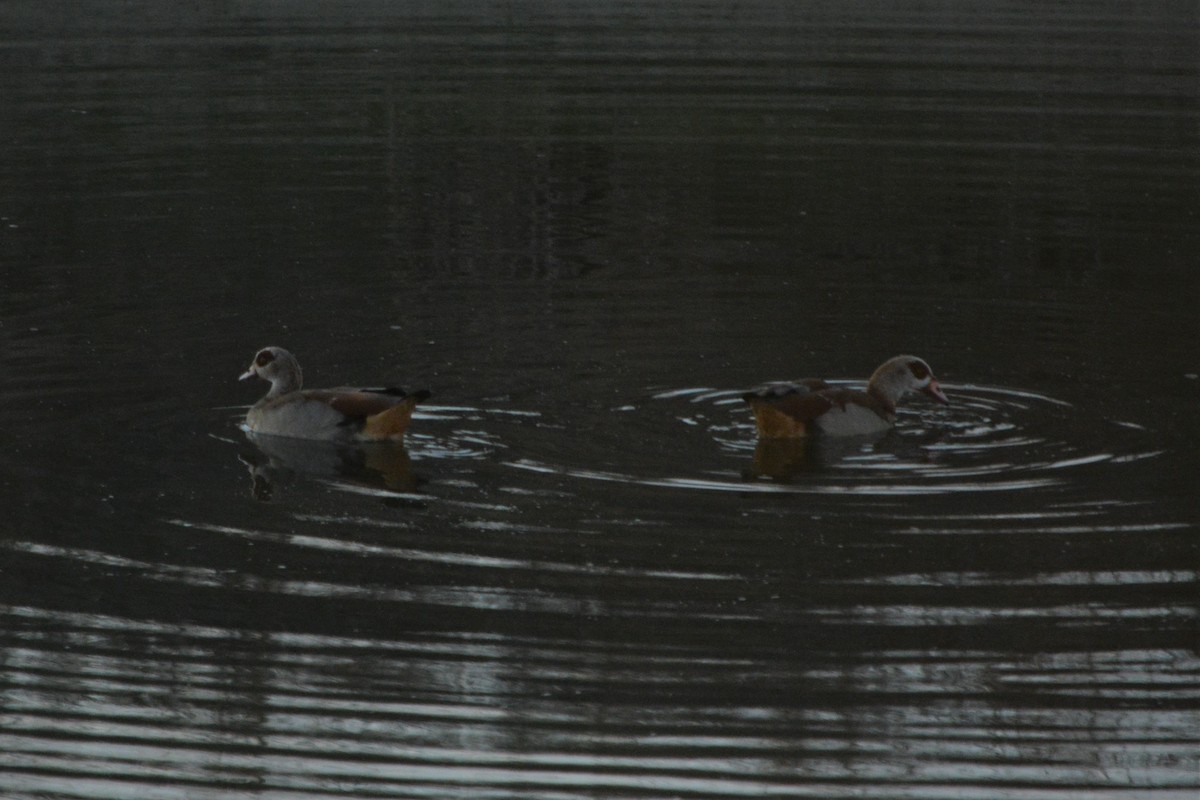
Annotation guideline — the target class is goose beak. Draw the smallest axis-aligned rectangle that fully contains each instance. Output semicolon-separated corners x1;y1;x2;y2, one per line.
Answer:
239;368;256;381
924;379;949;405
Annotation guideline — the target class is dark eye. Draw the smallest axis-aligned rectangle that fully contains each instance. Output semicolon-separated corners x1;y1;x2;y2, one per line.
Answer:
908;360;930;380
255;350;275;367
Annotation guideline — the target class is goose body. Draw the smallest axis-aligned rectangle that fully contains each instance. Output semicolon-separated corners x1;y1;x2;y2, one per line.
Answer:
743;355;948;439
240;347;429;442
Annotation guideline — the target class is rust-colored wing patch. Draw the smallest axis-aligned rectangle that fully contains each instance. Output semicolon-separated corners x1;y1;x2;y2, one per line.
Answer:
742;382;836;439
360;396;425;440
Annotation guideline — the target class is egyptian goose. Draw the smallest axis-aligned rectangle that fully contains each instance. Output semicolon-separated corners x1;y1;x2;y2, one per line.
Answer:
742;355;948;439
239;346;430;442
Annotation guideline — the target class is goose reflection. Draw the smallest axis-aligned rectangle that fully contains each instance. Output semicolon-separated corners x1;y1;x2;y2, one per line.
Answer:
745;434;882;481
239;432;423;500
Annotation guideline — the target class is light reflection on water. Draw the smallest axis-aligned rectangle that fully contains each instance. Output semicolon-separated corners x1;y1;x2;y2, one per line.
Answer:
1;603;1196;799
11;370;1196;798
3;371;1194;799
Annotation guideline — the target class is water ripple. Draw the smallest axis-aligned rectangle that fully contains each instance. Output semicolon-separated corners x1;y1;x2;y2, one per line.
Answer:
507;382;1164;502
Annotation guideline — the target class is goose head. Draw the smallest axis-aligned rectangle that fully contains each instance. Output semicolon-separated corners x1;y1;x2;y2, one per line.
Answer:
239;346;303;397
867;355;949;412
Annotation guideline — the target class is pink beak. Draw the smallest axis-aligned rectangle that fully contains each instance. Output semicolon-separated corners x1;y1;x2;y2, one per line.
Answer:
924;379;949;405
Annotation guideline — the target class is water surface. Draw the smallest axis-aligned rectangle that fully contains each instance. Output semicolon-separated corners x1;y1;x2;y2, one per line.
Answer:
1;2;1198;798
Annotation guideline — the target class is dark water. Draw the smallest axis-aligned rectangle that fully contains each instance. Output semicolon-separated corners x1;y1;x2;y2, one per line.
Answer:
2;2;1198;798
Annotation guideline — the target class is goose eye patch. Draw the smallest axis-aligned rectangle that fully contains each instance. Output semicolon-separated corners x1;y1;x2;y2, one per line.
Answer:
908;360;930;379
255;350;276;367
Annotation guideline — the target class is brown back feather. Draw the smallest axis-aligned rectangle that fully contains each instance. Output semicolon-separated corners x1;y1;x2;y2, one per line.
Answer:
301;390;401;420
